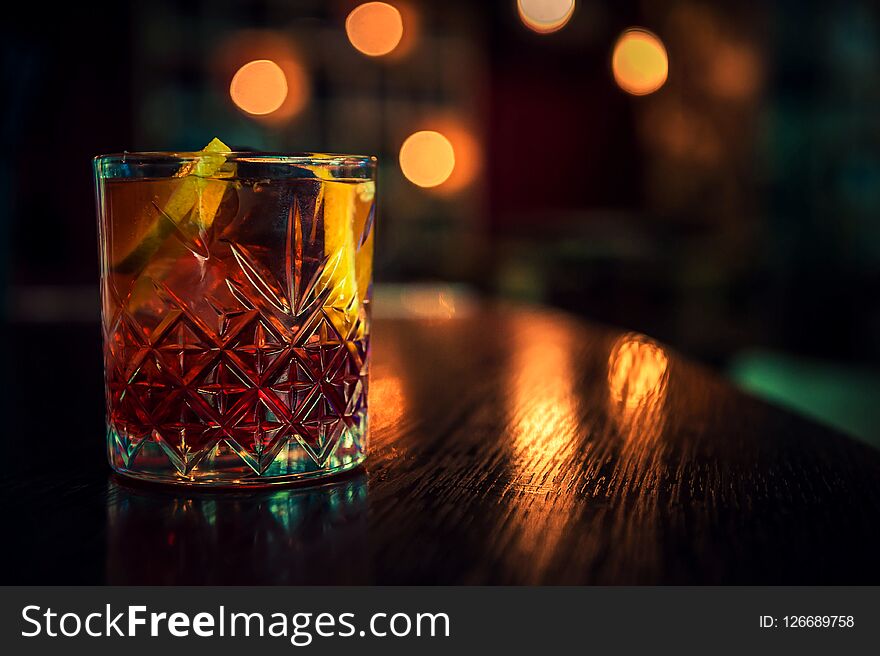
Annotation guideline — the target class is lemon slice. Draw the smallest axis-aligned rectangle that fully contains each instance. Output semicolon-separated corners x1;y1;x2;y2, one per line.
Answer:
353;181;375;306
304;164;374;338
112;138;233;274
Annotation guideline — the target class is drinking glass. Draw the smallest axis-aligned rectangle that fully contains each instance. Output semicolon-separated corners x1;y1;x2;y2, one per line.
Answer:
94;151;376;486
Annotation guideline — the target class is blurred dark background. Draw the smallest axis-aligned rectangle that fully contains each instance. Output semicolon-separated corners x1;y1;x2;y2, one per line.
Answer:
3;0;880;443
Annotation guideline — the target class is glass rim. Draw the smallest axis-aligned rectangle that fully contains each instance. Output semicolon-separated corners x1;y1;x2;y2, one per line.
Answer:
93;151;377;168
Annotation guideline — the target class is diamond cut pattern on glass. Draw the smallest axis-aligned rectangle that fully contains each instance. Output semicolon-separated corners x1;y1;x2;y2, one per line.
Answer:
225;317;287;381
295;394;348;465
104;177;371;478
226;394;292;474
265;350;318;417
152;311;216;384
195;357;253;419
154;394;222;474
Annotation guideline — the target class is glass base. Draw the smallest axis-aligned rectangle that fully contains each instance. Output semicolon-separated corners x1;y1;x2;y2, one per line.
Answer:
108;424;367;487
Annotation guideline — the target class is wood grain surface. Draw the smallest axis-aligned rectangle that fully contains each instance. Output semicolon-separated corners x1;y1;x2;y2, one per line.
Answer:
3;305;880;584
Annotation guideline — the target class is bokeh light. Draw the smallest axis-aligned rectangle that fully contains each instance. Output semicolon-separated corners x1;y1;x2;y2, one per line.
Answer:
399;131;456;188
708;41;761;100
612;28;669;96
219;31;310;124
411;116;481;195
346;2;404;57
229;60;289;116
518;0;576;34
400;286;459;319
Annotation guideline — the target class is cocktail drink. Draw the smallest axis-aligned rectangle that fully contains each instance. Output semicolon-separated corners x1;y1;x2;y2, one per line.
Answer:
94;141;375;485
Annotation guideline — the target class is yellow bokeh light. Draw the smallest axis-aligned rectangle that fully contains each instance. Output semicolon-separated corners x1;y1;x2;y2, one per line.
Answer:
346;2;404;57
229;59;289;116
612;28;669;96
518;0;575;34
399;131;456;188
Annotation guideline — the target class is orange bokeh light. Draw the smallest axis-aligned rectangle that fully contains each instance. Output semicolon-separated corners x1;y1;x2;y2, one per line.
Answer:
230;60;288;116
219;32;310;124
518;0;576;34
346;2;404;57
612;28;669;96
399;131;456;188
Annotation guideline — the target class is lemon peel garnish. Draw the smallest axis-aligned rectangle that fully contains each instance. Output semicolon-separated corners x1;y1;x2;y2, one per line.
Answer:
112;138;233;274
